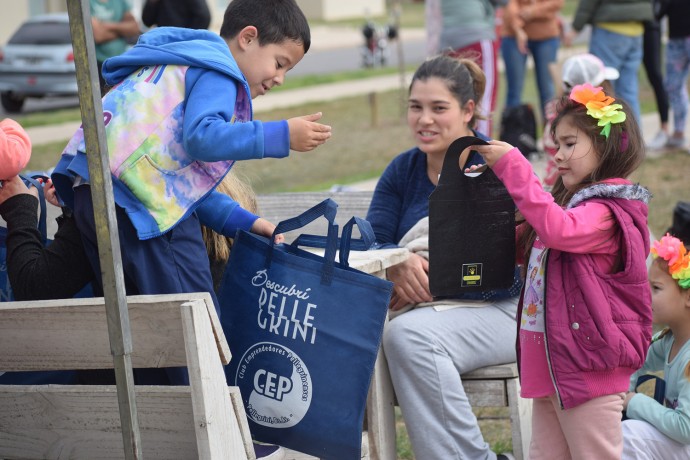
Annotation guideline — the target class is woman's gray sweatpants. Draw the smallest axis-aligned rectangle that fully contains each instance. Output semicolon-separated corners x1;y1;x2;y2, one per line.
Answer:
382;298;519;460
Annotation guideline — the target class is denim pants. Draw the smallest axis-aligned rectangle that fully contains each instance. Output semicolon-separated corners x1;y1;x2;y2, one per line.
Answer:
382;298;518;459
501;36;559;120
665;36;690;134
590;27;644;122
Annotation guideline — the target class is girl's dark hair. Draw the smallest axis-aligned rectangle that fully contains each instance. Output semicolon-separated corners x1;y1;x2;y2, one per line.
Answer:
409;54;486;128
220;0;311;53
517;93;645;262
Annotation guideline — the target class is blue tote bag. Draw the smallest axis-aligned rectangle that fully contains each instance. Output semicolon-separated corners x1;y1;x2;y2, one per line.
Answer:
218;199;393;459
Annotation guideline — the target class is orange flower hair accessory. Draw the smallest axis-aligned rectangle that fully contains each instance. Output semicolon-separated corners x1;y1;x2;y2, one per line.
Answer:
569;83;626;139
651;234;690;289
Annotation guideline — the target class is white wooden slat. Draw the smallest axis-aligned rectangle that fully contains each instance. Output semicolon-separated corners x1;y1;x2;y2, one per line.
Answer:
180;300;247;459
0;386;198;459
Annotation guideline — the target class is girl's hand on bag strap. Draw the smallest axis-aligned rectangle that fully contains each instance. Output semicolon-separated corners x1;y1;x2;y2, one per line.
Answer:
251;217;285;244
473;140;515;168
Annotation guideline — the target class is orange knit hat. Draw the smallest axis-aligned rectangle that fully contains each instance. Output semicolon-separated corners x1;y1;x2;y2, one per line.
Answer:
0;118;32;180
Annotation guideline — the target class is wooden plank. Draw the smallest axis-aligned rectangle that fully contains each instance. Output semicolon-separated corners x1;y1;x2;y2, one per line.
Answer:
464;380;508;407
180;300;247;459
229;387;256;460
365;347;396;460
507;378;532;460
462;363;519;380
0;386;198;459
0;293;224;372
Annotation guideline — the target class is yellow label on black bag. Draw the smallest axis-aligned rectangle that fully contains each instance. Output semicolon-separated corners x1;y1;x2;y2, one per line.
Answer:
461;263;482;287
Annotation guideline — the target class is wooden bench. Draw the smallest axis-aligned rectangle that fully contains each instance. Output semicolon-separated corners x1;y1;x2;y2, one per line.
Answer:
0;293;254;459
257;191;532;460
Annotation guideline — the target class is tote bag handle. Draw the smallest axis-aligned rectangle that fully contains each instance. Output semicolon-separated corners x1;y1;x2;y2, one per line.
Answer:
291;217;377;260
338;216;376;267
20;175;49;245
269;198;339;284
437;136;490;186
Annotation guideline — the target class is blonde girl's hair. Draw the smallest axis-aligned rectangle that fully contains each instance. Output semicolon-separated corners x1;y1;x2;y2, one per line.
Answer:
409;53;487;128
516;94;645;263
202;171;258;263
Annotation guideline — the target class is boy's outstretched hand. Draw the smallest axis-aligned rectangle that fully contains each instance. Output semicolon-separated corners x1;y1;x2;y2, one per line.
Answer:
471;140;514;169
287;112;332;152
251;217;285;244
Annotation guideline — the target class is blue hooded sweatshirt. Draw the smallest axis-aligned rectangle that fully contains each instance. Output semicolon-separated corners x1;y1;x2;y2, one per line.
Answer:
52;27;290;239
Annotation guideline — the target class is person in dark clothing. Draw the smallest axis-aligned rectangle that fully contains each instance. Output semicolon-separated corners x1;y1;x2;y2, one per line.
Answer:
643;0;671;150
142;0;211;30
0;176;93;301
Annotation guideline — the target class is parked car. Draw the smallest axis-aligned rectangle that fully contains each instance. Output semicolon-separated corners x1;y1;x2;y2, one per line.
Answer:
0;13;77;113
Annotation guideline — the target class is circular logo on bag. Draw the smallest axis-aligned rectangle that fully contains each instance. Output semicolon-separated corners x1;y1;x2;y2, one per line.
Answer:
235;342;312;428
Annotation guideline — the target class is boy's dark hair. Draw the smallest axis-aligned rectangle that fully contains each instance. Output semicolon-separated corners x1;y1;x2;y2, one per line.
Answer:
220;0;311;53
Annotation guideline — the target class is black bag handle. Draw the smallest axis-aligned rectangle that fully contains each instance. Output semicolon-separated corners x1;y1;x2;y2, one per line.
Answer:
437;136;490;185
268;198;339;284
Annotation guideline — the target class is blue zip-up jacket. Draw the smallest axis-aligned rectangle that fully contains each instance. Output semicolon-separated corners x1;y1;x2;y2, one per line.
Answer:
52;27;290;239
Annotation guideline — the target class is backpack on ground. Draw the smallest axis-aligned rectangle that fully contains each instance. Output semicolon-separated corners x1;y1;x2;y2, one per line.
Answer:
499;103;540;158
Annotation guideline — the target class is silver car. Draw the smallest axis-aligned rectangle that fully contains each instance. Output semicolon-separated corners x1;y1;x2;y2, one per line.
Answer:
0;13;77;113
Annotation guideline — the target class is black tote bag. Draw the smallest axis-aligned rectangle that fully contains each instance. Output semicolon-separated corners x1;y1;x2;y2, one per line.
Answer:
429;136;516;297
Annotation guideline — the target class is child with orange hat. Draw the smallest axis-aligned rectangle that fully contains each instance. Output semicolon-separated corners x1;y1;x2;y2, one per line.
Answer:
0;119;31;182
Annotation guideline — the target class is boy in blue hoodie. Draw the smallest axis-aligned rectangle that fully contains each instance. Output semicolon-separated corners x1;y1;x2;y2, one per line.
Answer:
52;0;330;316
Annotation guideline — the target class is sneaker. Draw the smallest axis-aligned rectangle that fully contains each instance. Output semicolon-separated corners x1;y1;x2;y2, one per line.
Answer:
666;135;688;150
254;442;286;460
497;453;516;460
646;130;668;150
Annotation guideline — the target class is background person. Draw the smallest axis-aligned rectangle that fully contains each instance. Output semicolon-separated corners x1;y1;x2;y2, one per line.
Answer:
425;0;505;136
142;0;211;30
566;0;653;122
89;0;141;94
500;0;564;121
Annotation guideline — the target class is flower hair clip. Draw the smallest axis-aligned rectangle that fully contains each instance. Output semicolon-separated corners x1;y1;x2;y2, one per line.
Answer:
569;83;626;139
651;234;690;289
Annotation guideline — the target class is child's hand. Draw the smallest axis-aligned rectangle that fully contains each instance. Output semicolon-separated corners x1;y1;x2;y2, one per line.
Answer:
287;112;332;152
0;175;35;205
250;217;285;244
43;179;62;208
473;140;515;168
623;391;636;410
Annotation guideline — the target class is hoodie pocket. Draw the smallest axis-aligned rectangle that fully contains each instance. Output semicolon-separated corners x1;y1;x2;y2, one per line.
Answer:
566;287;608;351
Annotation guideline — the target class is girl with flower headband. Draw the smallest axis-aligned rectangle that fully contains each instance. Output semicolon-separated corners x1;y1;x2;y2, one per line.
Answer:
621;232;690;459
471;83;653;458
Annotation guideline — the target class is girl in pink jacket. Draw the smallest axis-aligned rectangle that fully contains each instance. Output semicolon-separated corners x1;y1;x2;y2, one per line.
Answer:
472;84;653;459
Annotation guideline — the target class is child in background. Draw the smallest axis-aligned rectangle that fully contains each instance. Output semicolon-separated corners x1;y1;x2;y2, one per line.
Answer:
52;0;330;316
0;119;31;182
622;231;690;459
542;53;619;186
472;83;653;458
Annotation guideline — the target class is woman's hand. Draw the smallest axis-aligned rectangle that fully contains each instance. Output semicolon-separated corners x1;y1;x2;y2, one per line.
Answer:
472;140;515;168
0;175;35;205
250;217;285;244
386;253;433;310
